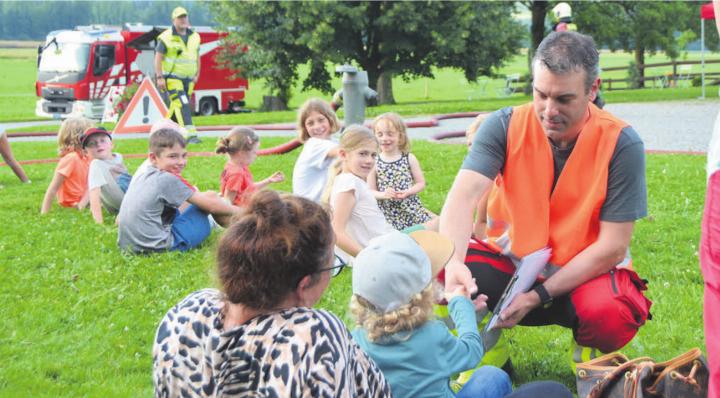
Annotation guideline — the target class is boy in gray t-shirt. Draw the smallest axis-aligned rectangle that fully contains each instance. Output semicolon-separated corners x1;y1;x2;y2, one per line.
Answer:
117;128;239;253
80;127;132;224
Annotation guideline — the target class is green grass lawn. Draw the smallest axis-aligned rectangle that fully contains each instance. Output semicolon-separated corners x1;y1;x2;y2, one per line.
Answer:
3;46;720;125
0;49;39;122
0;137;707;396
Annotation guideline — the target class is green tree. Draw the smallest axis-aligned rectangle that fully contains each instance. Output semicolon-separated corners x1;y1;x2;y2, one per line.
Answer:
208;2;315;110
210;1;524;106
523;1;550;69
573;1;696;88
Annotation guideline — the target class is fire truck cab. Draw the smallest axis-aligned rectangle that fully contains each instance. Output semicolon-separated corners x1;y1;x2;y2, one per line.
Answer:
35;23;247;120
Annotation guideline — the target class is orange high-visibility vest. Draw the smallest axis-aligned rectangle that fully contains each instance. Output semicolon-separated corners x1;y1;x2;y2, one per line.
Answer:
486;103;627;267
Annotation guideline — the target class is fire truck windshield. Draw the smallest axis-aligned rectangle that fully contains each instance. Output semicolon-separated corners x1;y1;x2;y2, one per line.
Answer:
39;42;90;73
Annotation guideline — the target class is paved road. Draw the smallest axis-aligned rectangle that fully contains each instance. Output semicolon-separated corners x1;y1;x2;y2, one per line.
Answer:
419;100;720;152
5;99;720;152
605;100;718;153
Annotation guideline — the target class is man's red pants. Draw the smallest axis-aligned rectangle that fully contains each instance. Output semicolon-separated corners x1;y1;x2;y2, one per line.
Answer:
464;240;652;353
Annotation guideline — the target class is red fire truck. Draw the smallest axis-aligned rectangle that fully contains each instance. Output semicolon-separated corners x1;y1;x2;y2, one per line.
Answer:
35;23;247;120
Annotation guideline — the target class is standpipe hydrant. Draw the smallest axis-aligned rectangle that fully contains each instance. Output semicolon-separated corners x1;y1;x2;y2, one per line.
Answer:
333;65;378;127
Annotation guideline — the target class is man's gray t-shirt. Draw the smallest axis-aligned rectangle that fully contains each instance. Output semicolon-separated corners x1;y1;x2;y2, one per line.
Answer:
462;106;647;222
117;165;194;252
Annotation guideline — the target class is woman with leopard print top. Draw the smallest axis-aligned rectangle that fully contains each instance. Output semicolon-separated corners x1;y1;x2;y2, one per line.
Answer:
152;190;391;397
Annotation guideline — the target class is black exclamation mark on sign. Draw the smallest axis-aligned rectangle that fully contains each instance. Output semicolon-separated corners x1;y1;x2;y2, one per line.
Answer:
142;96;150;124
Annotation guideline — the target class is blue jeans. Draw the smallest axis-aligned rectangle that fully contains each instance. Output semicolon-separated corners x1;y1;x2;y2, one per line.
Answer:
505;381;573;398
170;205;211;252
117;172;132;193
456;366;512;398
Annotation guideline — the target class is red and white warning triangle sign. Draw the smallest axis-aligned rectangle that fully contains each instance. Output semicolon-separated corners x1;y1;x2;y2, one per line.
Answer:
114;77;169;134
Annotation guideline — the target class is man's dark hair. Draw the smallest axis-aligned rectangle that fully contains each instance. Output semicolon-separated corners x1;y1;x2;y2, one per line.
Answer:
532;31;599;93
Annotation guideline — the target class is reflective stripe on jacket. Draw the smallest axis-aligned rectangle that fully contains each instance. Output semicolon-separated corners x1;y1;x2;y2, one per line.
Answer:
486;103;627;268
158;28;200;79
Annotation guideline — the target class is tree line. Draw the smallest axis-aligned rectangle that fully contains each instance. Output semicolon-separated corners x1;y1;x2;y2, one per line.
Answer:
210;1;524;107
3;1;716;107
212;1;718;107
0;1;213;41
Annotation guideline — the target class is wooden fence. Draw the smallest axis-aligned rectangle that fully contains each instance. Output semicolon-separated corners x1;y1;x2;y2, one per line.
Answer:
602;59;720;91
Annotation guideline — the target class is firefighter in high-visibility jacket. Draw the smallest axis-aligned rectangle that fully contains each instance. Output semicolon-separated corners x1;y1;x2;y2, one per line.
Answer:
154;6;201;143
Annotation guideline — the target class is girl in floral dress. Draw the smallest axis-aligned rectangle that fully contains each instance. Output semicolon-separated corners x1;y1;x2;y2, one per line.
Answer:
368;113;435;230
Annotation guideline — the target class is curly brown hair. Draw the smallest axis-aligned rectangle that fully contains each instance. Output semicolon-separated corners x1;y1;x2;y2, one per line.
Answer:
216;190;334;310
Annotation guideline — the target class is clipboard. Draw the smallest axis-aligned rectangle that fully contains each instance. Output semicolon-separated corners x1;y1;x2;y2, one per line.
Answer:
481;247;552;345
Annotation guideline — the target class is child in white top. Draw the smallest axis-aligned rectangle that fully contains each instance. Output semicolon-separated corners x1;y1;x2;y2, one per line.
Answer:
368;112;435;230
292;98;340;202
323;125;394;258
81;127;132;224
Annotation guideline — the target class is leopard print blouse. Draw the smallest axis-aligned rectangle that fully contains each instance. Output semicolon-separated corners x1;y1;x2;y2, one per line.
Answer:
153;289;391;397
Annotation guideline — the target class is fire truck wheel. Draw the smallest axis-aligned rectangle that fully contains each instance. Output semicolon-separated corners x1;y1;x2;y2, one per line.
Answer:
199;98;218;116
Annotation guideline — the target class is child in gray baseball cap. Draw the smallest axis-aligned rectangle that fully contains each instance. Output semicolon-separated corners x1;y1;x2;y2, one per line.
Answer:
350;230;512;398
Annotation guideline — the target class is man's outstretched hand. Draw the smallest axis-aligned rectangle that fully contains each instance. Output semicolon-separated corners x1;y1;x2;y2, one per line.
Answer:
444;259;486;310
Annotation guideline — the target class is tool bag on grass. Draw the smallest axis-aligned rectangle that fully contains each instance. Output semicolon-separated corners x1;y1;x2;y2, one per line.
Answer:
576;348;709;398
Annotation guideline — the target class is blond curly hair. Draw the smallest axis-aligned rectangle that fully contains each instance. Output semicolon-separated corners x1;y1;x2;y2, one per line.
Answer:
57;117;94;156
350;284;437;342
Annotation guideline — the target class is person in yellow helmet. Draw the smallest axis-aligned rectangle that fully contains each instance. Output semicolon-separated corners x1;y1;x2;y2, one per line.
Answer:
154;6;201;144
551;2;577;32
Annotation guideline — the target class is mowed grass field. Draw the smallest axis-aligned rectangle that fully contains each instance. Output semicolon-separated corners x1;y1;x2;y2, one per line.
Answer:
0;135;707;396
3;45;720;124
0;48;40;122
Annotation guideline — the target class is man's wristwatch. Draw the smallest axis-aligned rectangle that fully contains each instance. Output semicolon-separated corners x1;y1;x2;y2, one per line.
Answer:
532;284;553;309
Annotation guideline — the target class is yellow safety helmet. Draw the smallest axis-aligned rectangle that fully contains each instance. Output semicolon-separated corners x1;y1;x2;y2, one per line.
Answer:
172;7;188;19
552;2;572;21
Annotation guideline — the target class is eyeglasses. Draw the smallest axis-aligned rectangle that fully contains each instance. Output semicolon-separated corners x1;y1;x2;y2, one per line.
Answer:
295;254;347;287
315;254;347;278
84;140;105;148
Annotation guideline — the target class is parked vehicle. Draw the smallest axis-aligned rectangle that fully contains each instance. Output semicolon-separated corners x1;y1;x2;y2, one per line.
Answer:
35;23;247;120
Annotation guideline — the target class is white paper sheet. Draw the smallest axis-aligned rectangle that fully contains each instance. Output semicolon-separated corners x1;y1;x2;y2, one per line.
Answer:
484;247;552;331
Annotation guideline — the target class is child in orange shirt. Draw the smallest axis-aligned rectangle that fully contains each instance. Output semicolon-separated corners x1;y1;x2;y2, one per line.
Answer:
40;117;95;213
216;127;284;206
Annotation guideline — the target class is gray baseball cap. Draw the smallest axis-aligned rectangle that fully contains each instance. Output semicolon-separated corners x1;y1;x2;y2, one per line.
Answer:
352;230;454;313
